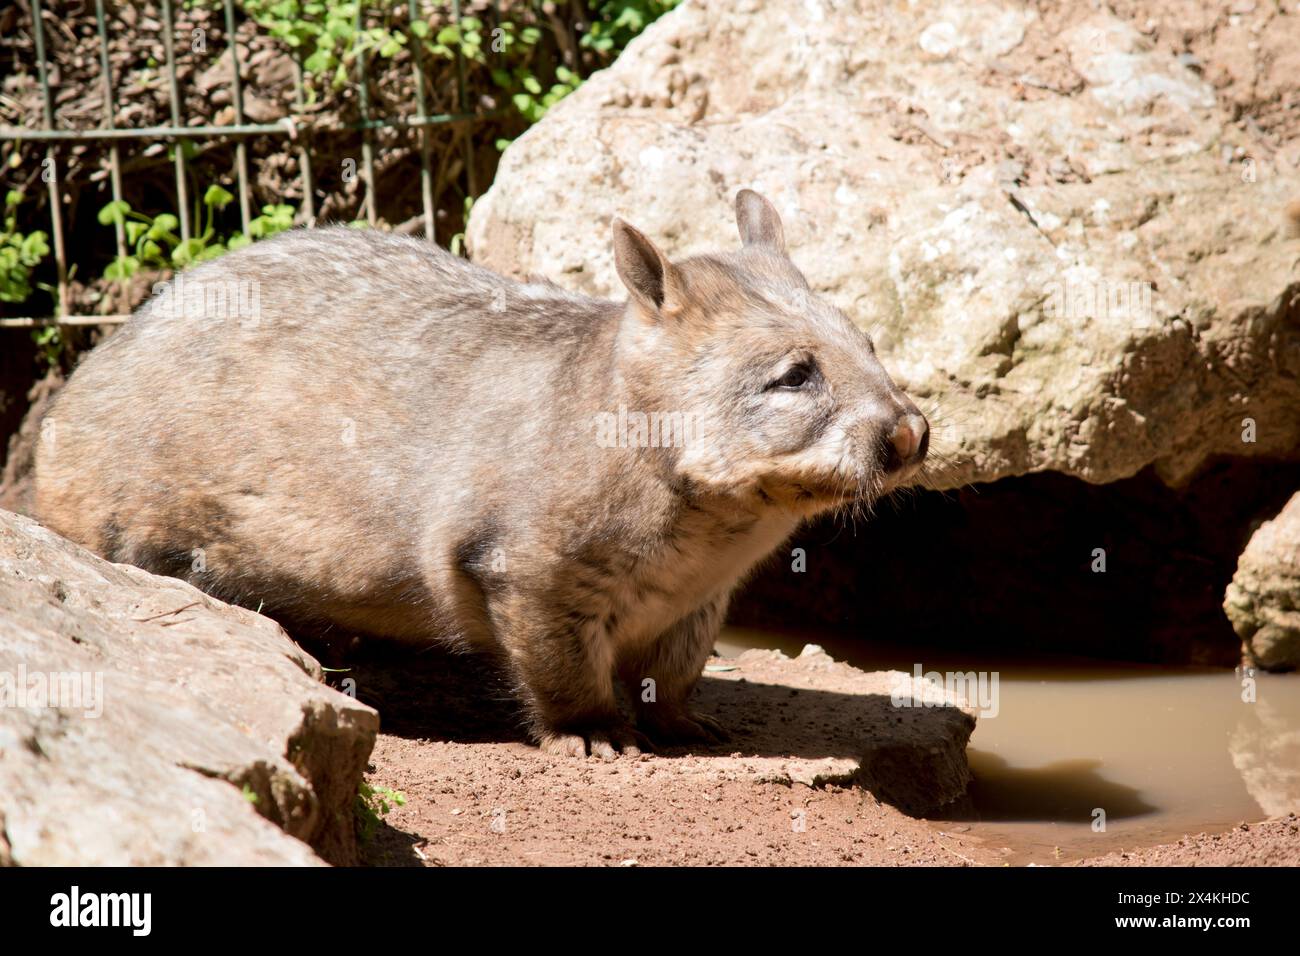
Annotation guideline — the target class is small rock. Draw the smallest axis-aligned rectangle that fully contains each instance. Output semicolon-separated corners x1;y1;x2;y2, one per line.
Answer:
1225;493;1300;670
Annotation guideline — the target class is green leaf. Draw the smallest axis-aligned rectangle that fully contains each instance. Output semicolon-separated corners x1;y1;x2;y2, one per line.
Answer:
104;255;140;281
172;238;206;266
98;200;131;226
303;49;331;73
204;185;235;209
20;232;49;263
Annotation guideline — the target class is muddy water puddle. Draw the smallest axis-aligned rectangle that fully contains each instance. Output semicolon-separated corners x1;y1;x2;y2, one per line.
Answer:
716;626;1300;865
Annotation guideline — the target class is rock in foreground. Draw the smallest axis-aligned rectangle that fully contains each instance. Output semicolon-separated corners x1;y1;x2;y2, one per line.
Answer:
691;646;977;814
0;509;378;865
1225;493;1300;671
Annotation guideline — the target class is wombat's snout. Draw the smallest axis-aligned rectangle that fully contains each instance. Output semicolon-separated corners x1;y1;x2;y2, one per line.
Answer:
883;411;930;474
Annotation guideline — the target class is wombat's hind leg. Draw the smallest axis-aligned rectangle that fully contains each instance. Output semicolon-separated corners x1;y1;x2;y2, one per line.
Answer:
100;519;198;582
623;600;731;746
496;597;647;759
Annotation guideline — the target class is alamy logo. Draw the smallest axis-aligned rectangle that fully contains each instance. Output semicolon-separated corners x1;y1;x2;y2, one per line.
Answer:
593;404;701;448
153;273;261;327
891;664;1000;718
0;665;104;718
49;886;151;936
1043;279;1153;326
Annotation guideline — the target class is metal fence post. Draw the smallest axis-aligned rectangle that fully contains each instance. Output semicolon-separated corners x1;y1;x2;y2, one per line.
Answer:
0;2;509;328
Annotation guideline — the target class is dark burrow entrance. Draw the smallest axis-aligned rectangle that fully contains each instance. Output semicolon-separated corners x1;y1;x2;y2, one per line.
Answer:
730;456;1300;667
722;456;1300;864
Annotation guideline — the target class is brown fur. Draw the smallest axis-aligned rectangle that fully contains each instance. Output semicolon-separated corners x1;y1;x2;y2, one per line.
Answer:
34;190;927;757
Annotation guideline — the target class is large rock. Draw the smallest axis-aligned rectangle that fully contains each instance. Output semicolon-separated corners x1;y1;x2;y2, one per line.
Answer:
468;0;1300;489
689;645;977;813
1225;493;1300;670
0;509;378;865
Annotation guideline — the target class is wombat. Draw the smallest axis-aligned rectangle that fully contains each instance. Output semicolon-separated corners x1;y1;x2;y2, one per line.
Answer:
34;190;928;757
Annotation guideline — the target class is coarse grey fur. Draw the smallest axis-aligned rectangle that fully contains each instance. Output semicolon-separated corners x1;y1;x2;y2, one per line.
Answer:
35;190;928;757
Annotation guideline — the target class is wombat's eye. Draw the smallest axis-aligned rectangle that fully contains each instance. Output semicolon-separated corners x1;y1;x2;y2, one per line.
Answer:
771;365;811;390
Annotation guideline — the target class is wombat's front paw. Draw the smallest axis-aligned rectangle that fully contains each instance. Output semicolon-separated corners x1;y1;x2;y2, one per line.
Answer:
538;723;649;760
640;710;730;746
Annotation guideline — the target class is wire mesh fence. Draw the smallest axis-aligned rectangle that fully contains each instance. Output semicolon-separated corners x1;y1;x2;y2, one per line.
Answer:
0;0;513;328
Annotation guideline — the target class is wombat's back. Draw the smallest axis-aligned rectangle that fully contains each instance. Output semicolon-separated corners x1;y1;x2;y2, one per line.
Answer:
34;227;616;630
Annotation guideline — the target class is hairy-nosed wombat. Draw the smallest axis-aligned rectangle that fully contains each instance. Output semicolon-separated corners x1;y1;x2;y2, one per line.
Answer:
34;190;928;757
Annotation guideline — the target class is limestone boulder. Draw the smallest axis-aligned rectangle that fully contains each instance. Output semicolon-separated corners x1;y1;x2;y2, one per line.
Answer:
468;0;1300;489
1226;493;1300;671
0;509;378;865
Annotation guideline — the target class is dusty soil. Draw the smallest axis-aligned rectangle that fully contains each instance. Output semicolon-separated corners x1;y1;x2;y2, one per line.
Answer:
360;734;1300;867
346;642;1299;867
361;734;1000;866
342;640;988;866
1074;815;1300;867
1066;816;1300;868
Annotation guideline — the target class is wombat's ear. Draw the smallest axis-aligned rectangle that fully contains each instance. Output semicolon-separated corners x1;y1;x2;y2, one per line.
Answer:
613;218;683;318
735;189;786;254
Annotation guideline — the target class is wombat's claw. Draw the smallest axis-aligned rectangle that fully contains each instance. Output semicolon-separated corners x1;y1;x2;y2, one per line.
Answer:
539;732;588;758
642;711;730;745
693;713;731;742
539;725;650;760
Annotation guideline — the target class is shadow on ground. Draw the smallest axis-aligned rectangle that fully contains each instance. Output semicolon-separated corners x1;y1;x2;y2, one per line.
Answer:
932;751;1159;824
311;639;978;864
327;639;968;764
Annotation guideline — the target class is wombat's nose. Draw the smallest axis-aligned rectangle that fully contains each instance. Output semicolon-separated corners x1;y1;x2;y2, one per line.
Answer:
889;413;929;466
